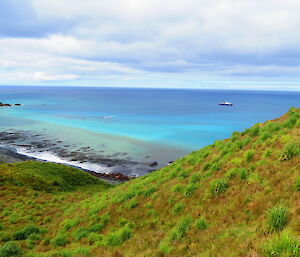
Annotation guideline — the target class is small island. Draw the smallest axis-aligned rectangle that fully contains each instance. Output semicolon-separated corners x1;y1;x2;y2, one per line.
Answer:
0;102;22;107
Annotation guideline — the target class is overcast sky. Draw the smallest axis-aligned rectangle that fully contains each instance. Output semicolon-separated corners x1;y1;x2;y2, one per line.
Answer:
1;0;300;90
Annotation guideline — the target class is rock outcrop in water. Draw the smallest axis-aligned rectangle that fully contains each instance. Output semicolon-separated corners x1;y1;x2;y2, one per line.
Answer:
0;102;22;107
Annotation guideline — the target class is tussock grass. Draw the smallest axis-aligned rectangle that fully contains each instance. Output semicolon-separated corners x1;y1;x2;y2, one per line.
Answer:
51;233;68;247
105;224;133;246
172;203;184;215
210;178;229;196
0;107;299;257
0;242;22;257
13;225;40;240
262;231;299;257
195;217;208;230
267;206;289;232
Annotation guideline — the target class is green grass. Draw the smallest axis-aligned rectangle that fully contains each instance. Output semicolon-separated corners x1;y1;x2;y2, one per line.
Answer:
195;217;208;230
245;150;254;162
184;183;197;197
267;206;289;232
105;224;133;246
0;107;299;257
262;231;299;257
0;161;110;192
169;216;192;242
210;178;229;196
13;225;40;240
172;202;184;215
51;233;68;247
281;143;300;161
0;242;22;257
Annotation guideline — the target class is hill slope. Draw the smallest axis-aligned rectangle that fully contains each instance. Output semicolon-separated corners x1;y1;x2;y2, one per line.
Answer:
0;161;111;192
0;107;299;257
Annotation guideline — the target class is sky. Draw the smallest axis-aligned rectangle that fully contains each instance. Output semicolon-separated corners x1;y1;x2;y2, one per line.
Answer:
1;0;300;90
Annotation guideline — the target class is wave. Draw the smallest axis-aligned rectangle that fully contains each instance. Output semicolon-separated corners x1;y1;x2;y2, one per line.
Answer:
15;147;112;174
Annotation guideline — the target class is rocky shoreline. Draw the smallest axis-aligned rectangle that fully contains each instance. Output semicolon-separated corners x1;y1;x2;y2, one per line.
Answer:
0;145;134;183
0;129;163;183
0;130;159;172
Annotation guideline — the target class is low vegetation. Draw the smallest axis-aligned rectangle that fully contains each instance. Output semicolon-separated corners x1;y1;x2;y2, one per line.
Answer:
0;107;299;256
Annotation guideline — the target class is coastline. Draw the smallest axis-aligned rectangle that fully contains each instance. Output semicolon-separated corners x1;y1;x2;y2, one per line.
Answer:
0;127;170;177
0;145;133;184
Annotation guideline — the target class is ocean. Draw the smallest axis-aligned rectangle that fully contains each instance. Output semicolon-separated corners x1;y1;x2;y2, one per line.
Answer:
0;86;299;176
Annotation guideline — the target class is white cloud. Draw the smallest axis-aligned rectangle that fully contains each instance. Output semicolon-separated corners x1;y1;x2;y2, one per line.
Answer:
1;0;300;87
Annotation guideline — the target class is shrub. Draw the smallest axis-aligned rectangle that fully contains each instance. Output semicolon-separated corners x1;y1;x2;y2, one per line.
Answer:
0;242;23;257
195;217;208;230
13;225;40;240
169;216;192;242
267;206;289;232
172;203;184;215
185;184;196;197
210;179;229;196
51;234;68;247
262;231;299;257
245;150;254;162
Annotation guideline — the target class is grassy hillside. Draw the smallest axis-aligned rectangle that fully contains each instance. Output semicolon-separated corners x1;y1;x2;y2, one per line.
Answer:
0;107;299;257
0;161;110;192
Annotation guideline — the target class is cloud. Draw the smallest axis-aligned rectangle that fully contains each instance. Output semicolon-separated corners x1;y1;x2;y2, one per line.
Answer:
1;0;300;88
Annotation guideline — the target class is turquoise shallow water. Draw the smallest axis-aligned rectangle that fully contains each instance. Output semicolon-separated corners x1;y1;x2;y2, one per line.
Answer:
0;86;299;175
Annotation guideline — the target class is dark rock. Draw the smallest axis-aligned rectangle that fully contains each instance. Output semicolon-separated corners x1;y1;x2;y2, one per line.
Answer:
149;161;158;167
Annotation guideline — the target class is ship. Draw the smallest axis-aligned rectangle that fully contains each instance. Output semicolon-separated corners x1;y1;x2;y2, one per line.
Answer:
219;101;233;106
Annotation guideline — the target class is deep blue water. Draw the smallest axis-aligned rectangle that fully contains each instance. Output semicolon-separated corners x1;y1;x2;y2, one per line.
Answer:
0;86;299;175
